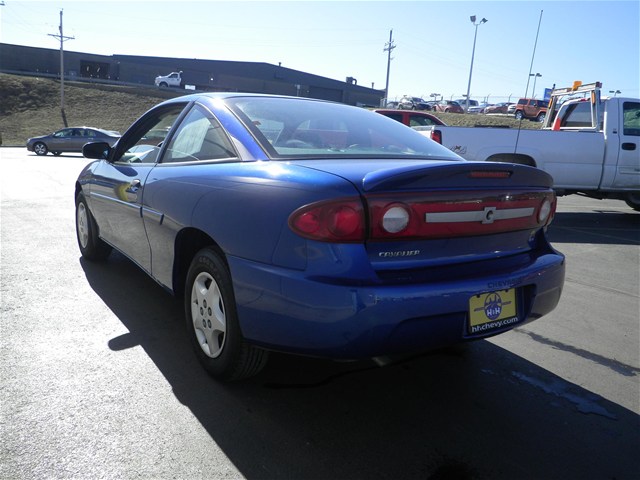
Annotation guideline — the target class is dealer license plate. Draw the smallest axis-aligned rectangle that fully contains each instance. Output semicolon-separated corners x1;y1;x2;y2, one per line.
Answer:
468;289;518;334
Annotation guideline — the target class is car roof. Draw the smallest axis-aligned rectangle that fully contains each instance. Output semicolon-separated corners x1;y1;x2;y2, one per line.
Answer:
374;109;434;115
156;92;340;110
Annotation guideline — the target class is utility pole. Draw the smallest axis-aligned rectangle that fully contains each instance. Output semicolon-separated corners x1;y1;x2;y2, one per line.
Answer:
48;9;74;127
383;29;395;106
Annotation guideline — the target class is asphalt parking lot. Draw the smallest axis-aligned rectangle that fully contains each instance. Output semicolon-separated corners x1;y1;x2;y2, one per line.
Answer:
1;148;639;479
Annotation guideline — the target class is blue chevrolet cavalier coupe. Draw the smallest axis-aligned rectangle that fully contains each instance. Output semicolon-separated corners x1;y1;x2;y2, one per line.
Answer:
76;93;565;381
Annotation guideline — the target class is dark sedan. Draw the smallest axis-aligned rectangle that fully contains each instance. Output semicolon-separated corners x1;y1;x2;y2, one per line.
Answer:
76;93;565;381
398;96;432;111
27;127;120;156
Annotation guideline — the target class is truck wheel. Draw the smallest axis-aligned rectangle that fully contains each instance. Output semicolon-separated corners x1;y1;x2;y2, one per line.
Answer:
514;111;524;120
159;82;168;88
625;193;640;211
185;248;268;381
537;113;546;123
33;142;48;155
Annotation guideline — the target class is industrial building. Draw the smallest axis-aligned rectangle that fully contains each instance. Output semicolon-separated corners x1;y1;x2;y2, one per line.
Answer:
0;43;384;106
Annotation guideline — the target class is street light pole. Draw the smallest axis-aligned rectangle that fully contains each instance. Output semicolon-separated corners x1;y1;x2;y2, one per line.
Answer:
465;15;487;112
530;73;542;98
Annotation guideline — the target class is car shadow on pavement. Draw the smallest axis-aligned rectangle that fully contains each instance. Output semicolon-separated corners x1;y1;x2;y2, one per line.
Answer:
548;209;640;245
80;252;640;480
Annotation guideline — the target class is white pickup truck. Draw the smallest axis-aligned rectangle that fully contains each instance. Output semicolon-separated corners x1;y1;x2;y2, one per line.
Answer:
154;71;183;88
425;82;640;210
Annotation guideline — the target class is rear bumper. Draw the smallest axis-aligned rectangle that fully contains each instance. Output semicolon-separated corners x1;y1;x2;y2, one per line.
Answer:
229;250;565;359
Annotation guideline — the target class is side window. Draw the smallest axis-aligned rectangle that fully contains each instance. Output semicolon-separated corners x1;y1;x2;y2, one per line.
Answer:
116;105;184;164
623;102;640;136
55;129;71;138
163;105;237;163
410;116;435;127
384;113;403;124
561;101;594;128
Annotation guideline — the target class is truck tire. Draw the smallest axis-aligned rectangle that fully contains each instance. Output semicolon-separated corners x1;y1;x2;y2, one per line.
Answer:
514;111;524;120
625;192;640;211
159;82;168;88
537;112;546;123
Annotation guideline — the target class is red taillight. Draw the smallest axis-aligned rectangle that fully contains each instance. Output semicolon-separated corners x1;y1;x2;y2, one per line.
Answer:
430;129;442;144
289;191;555;242
368;190;556;240
289;198;365;242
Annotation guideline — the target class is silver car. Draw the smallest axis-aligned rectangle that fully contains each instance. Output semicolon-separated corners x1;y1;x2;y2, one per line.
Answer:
27;127;120;156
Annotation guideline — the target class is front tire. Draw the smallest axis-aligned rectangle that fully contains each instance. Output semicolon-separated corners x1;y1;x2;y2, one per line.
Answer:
75;192;112;261
185;248;268;381
33;142;48;155
515;111;524;120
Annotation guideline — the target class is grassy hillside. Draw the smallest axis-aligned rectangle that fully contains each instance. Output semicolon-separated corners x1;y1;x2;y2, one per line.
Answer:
0;73;540;146
0;74;184;146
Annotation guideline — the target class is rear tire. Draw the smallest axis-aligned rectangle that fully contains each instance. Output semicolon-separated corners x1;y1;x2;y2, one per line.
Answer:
537;113;546;123
625;192;640;211
185;248;268;381
75;192;112;261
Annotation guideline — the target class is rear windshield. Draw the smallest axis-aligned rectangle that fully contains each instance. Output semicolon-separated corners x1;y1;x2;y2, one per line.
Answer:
226;97;461;160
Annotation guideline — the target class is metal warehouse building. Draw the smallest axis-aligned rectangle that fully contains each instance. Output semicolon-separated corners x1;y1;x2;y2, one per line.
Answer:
0;43;384;106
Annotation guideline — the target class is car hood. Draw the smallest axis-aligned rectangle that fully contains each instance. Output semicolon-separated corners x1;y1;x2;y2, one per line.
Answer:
27;134;48;142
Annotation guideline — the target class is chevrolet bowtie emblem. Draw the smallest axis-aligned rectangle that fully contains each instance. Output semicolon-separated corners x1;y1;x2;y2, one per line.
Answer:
483;207;496;224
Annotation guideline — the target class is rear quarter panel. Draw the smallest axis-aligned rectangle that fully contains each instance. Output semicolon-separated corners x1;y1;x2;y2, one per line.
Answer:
141;160;361;289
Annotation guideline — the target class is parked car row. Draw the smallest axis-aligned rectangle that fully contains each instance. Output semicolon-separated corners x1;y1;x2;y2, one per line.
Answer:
388;96;546;121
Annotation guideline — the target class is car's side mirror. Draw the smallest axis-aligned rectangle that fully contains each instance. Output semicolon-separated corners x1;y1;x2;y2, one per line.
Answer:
83;142;111;160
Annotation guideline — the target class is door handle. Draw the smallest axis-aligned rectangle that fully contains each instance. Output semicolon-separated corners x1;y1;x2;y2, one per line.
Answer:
127;179;141;192
622;143;636;151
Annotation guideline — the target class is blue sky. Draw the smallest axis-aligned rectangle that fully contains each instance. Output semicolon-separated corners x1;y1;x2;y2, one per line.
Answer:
1;0;638;102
